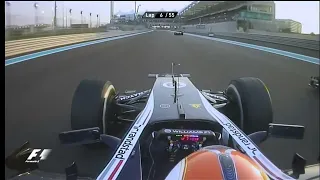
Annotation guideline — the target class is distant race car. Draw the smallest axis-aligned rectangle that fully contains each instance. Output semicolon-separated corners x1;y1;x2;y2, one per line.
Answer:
6;63;318;180
174;31;183;35
208;32;215;37
309;76;319;88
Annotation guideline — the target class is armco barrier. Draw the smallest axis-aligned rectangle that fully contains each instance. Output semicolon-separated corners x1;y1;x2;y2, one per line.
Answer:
186;31;319;51
5;30;145;57
247;30;319;41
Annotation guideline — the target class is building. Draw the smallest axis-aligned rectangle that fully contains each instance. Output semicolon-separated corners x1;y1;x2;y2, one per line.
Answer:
179;1;302;34
179;1;275;24
119;14;135;21
110;14;134;24
246;1;275;20
276;19;302;33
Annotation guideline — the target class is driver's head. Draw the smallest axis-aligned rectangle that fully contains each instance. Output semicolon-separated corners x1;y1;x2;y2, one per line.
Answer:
166;145;269;180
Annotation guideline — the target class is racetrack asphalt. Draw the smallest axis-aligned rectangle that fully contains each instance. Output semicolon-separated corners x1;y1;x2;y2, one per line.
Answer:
5;30;319;179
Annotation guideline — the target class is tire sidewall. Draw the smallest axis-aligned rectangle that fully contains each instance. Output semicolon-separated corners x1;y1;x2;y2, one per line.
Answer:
71;80;116;133
225;77;273;134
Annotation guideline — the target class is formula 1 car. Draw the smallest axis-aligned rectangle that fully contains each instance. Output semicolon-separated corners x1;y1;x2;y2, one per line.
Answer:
5;64;318;180
174;31;183;35
208;32;215;37
309;76;319;88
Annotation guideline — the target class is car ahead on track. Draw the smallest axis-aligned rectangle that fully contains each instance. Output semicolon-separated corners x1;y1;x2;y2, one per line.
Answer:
208;32;215;37
174;31;183;35
5;64;319;180
309;76;319;88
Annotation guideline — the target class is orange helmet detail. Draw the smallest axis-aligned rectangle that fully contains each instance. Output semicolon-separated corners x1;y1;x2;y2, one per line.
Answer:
166;145;269;180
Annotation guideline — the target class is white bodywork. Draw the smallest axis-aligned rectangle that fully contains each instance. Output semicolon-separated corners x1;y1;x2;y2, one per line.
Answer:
96;82;301;180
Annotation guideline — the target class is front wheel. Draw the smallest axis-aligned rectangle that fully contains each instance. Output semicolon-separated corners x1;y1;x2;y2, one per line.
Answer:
224;77;273;135
71;79;116;134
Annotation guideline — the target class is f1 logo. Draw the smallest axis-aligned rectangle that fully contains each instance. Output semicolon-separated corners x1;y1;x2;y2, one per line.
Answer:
25;149;52;163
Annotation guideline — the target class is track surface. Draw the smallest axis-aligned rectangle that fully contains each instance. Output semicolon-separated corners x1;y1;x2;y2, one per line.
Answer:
5;30;319;178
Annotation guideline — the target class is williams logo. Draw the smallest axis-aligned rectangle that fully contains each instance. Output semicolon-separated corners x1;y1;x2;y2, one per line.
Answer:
162;129;213;135
222;122;257;155
118;90;149;101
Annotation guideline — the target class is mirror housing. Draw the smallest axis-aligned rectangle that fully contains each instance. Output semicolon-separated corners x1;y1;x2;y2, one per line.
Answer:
5;141;39;173
268;123;304;140
59;127;121;151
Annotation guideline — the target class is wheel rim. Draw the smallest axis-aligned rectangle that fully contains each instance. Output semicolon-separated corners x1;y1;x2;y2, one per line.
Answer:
102;84;115;134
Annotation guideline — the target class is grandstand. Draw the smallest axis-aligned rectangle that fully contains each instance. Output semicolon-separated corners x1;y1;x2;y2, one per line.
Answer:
179;1;279;32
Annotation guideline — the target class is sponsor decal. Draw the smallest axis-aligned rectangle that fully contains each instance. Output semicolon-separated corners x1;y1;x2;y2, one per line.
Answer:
97;91;155;180
222;122;257;155
197;90;293;180
118;90;149;101
210;94;227;101
115;125;140;160
160;104;170;108
190;104;201;109
163;81;186;88
163;129;213;135
172;129;212;134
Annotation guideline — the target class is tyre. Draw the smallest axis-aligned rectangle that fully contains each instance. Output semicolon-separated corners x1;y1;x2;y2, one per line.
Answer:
225;77;273;135
71;79;116;134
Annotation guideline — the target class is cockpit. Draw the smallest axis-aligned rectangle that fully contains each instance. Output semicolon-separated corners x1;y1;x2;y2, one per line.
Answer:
139;119;224;179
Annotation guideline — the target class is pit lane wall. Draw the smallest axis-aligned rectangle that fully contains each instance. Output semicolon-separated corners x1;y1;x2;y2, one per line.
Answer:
182;22;319;54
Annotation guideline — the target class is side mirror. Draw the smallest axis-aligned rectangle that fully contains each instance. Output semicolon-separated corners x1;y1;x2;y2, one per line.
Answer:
5;141;39;173
268;123;304;140
248;131;268;145
244;123;305;147
59;127;121;151
59;127;101;146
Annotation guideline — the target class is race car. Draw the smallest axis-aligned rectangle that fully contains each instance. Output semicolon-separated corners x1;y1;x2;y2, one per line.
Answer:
174;31;183;35
309;76;319;88
5;65;318;180
208;32;215;37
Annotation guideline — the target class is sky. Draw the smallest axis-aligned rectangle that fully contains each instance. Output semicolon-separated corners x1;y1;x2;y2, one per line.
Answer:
4;1;319;34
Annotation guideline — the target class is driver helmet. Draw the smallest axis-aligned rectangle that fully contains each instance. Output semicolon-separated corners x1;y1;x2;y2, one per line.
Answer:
166;145;269;180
